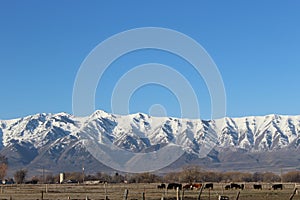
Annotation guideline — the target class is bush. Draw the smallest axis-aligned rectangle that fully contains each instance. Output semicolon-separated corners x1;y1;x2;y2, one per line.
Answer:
282;171;300;182
128;173;161;183
14;169;27;184
0;154;8;180
179;166;202;183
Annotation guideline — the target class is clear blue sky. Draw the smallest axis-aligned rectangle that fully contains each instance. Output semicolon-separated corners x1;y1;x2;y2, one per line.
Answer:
0;1;299;120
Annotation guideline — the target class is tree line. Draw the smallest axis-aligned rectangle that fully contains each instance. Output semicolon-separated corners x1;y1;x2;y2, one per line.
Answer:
1;154;300;184
8;166;300;184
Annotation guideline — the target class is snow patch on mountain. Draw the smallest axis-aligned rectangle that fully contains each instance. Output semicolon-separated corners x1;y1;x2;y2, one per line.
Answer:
0;111;300;157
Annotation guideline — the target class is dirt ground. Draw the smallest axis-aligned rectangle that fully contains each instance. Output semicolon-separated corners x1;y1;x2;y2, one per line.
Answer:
0;182;298;200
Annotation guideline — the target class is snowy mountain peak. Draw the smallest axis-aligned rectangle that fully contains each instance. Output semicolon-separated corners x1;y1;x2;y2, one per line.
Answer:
0;111;300;153
1;111;300;173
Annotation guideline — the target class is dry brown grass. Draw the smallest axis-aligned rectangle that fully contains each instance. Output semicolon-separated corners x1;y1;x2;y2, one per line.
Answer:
0;183;298;200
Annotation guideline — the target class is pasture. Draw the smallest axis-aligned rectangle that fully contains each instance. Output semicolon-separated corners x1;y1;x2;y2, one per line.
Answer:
0;182;298;200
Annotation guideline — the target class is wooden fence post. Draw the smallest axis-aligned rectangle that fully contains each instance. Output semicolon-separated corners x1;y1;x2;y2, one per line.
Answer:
176;187;179;200
142;192;145;200
222;184;224;194
197;185;204;200
289;188;298;200
123;189;128;200
181;189;184;200
104;182;108;200
41;191;44;200
161;188;166;200
235;191;240;200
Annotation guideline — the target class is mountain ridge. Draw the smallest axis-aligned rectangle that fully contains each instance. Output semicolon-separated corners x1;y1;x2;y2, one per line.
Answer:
1;110;300;175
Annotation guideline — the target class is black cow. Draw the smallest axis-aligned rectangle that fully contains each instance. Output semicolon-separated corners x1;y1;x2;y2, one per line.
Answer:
205;183;214;190
167;183;182;190
219;196;229;200
241;184;245;190
25;180;38;184
157;183;166;189
253;184;262;190
225;183;244;190
225;185;231;190
272;184;283;190
231;183;242;189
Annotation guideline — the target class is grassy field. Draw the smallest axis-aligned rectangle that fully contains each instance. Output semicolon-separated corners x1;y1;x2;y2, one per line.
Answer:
0;183;298;200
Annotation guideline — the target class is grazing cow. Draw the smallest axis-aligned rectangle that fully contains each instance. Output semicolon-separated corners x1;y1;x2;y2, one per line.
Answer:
157;183;166;189
219;196;229;200
225;185;231;190
205;183;214;190
241;184;245;190
272;184;283;190
230;183;242;189
253;184;262;190
192;183;202;190
225;183;244;190
167;183;182;190
183;183;202;190
183;184;193;190
25;180;38;184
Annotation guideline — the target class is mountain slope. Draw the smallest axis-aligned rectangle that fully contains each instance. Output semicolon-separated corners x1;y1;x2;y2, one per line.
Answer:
1;111;300;174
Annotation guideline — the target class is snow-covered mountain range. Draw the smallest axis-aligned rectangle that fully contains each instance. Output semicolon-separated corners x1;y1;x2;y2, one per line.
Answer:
1;110;300;175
